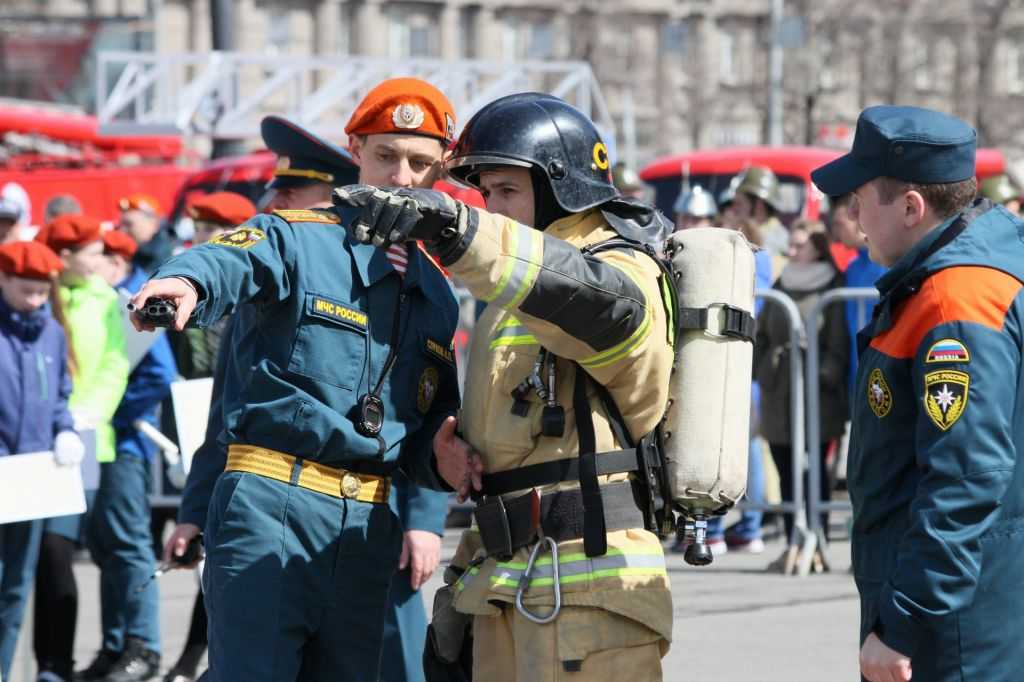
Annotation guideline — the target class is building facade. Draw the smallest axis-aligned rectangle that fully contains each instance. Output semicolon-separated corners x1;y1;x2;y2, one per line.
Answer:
4;0;1024;167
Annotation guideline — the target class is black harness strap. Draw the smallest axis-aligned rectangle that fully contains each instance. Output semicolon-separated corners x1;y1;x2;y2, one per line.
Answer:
479;449;637;497
574;365;607;557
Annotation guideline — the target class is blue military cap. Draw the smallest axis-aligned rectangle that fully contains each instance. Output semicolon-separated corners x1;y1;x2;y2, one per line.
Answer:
812;105;976;197
261;116;358;189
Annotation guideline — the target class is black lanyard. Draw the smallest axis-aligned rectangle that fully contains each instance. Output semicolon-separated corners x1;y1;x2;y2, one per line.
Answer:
355;289;407;440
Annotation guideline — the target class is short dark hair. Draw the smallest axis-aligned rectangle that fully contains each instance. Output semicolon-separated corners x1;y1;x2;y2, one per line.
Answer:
876;176;977;218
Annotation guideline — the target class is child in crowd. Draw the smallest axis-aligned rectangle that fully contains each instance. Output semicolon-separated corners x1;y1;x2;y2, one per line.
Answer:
34;215;129;682
0;241;83;681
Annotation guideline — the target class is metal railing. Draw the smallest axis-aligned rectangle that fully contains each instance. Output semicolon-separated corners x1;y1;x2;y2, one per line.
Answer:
804;287;880;551
735;290;810;537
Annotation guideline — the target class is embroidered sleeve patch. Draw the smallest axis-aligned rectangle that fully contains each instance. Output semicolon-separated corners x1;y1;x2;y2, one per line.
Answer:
425;338;455;365
926;338;970;363
273;209;341;225
209;227;266;249
867;368;893;418
418;366;440;413
924;370;969;431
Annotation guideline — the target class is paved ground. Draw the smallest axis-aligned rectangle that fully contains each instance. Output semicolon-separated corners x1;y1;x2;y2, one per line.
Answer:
10;522;860;682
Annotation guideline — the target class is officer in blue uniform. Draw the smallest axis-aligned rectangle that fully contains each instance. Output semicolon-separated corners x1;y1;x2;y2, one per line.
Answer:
143;80;459;682
812;106;1024;682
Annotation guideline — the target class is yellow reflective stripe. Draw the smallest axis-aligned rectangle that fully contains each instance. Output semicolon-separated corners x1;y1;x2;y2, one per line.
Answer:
579;307;652;369
497;315;522;330
490;567;667;588
496;546;664;570
660;273;676;347
456;566;481;592
505;228;544;310
481;220;521;303
490;334;538;350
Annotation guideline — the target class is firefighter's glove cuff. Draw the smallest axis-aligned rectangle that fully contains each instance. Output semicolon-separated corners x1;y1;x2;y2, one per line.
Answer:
334;185;465;249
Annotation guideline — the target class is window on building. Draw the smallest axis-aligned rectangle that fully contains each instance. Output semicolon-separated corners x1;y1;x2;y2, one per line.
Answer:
502;13;555;60
267;7;291;54
661;22;688;55
389;5;438;58
933;37;956;94
1002;40;1023;94
719;30;736;85
911;37;932;91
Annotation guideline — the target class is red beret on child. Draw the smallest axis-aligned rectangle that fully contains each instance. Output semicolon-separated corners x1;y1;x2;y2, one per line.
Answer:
103;230;138;260
188;192;256;227
0;240;64;279
38;214;103;252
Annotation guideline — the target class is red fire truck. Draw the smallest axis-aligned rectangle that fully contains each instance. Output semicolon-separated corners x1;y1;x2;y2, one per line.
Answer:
0;100;196;225
640;145;1007;223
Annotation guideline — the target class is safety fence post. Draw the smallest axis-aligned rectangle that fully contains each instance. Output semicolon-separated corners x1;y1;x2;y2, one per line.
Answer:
803;287;879;574
735;290;810;568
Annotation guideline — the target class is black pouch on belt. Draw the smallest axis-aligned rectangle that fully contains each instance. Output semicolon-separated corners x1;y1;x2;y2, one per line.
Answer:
474;481;642;559
423;572;473;682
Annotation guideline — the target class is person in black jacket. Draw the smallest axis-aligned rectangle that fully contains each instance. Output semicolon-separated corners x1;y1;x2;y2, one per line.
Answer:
753;221;849;573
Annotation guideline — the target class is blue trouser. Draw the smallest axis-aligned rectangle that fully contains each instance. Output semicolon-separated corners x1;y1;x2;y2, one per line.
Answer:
86;453;160;653
0;519;43;679
707;437;765;541
709;383;766;541
380;567;427;682
201;471;403;682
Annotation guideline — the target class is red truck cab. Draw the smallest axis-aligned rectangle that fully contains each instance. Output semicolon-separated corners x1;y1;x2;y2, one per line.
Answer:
641;145;1007;224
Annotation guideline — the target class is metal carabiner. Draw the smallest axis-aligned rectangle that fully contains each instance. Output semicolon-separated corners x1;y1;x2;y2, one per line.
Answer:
514;534;561;625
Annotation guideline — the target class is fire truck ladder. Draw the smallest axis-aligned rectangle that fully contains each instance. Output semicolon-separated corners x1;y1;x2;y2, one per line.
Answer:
95;51;619;153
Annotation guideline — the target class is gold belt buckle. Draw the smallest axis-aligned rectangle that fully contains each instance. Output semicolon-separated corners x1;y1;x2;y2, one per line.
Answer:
341;472;362;498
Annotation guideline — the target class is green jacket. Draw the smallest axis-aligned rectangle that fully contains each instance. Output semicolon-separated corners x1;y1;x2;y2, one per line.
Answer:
62;275;129;463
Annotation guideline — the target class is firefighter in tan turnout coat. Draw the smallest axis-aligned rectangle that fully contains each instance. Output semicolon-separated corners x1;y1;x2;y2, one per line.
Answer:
335;92;676;681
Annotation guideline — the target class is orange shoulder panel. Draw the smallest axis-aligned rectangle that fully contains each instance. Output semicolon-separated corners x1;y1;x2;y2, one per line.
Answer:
870;266;1022;359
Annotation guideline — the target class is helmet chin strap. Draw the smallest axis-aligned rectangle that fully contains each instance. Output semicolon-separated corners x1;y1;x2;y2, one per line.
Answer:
530;166;570;231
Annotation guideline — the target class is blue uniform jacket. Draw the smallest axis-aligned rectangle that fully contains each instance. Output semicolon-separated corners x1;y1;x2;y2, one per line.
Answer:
112;267;179;461
0;298;74;455
850;200;1024;679
155;209;458;501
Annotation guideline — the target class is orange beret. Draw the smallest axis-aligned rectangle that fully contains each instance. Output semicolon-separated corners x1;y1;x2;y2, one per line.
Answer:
188;192;256;227
0;240;64;280
39;214;103;252
103;230;138;260
345;78;456;144
118;193;161;215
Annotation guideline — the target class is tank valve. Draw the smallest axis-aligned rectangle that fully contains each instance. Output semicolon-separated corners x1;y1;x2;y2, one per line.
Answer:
683;514;714;566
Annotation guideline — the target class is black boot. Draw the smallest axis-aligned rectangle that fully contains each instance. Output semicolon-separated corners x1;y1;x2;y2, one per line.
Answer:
75;649;121;681
105;638;160;682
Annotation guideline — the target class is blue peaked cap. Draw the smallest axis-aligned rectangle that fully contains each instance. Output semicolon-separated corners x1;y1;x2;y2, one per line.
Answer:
812;105;976;197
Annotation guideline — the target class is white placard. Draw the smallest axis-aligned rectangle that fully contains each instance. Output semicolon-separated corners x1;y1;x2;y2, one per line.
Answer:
117;289;166;371
170;378;214;474
0;452;87;524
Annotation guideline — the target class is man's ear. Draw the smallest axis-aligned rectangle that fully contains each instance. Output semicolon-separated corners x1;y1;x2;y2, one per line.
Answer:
348;135;364;167
904;189;927;229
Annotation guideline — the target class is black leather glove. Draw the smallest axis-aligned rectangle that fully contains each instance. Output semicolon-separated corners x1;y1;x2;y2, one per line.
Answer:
333;185;468;250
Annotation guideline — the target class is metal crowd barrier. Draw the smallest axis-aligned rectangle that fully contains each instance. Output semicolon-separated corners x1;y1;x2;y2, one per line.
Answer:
804;287;880;563
734;290;810;543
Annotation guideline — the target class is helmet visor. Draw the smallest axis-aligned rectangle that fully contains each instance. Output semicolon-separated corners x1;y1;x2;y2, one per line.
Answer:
445;154;534;189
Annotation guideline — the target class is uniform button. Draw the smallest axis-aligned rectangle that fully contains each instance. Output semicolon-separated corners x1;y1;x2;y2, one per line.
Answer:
341;473;361;498
893;145;904;155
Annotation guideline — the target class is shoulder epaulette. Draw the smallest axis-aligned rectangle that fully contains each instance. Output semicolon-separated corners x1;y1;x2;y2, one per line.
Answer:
272;209;341;225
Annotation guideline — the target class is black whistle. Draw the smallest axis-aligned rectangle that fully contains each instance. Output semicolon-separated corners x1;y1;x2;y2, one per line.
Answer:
131;297;178;327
